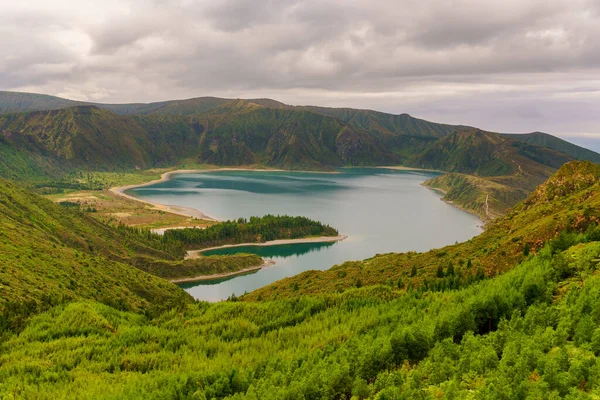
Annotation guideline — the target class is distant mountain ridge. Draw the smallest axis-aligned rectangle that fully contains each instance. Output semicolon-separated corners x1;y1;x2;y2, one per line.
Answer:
1;90;599;218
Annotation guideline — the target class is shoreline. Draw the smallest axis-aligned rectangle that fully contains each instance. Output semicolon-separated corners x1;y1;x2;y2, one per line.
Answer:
376;165;444;173
110;165;482;233
151;225;207;235
186;235;348;259
170;259;276;284
109;167;290;221
421;183;487;229
109;167;339;222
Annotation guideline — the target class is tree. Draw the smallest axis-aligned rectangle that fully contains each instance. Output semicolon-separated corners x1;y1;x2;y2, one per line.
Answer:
523;242;530;256
436;265;445;278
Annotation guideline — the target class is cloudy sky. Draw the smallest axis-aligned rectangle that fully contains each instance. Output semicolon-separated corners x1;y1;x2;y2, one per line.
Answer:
2;0;600;149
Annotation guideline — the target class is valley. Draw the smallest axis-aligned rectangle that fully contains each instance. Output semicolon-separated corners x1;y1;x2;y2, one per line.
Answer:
1;91;600;398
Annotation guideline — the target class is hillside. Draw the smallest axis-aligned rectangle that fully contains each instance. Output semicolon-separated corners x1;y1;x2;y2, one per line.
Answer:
410;130;578;218
0;102;401;176
2;162;600;398
0;103;593;178
299;105;469;138
0;178;313;328
0;177;192;330
0;91;85;113
0;106;154;170
504;131;600;164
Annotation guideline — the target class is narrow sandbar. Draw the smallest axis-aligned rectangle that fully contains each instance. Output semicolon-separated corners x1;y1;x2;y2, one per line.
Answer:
186;235;348;259
170;259;276;283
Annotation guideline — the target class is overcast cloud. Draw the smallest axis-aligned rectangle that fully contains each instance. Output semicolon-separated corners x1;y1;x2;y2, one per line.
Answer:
1;0;600;149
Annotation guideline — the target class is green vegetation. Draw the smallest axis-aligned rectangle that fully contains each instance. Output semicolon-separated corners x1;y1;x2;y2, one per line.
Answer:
0;176;263;323
1;155;600;397
2;221;600;397
504;131;600;164
0;178;192;332
424;173;529;219
0;176;343;331
164;215;339;250
407;129;580;218
134;254;263;281
299;105;468;138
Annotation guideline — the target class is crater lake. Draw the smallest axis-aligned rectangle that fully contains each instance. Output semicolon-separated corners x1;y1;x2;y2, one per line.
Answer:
127;168;482;301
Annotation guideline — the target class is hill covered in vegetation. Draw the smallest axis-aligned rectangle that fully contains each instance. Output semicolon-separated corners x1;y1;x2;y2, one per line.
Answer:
412;129;576;218
2;162;600;398
0;178;346;330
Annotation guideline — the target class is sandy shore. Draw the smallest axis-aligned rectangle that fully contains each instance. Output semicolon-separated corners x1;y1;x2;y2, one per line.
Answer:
170;259;276;283
186;235;348;259
151;225;207;235
109;167;290;221
376;166;443;173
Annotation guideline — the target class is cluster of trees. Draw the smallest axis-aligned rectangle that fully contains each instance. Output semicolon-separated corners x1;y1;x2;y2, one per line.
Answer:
162;214;339;249
3;228;600;398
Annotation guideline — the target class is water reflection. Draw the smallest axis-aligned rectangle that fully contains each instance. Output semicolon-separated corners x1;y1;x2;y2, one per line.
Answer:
200;241;336;258
178;268;260;288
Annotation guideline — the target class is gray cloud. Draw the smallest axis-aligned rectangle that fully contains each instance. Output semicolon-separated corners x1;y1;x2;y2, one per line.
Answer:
0;0;599;145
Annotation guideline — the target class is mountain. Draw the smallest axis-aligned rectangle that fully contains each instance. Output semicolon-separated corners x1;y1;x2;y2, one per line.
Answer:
299;105;470;138
2;161;600;398
409;129;571;176
503;131;600;164
1;91;600;219
0;106;154;170
0;91;85;114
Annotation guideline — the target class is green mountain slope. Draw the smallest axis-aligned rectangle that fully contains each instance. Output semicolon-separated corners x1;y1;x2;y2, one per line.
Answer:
409;129;571;176
0;91;84;113
0;102;402;175
408;129;579;218
300;106;469;138
2;162;600;398
504;131;600;164
0;178;192;330
192;100;399;169
0;106;153;170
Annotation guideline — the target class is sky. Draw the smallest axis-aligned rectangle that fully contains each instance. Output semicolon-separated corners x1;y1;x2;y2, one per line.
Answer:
1;0;600;150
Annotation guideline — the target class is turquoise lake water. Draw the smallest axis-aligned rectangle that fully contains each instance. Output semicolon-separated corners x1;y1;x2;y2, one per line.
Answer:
128;168;482;301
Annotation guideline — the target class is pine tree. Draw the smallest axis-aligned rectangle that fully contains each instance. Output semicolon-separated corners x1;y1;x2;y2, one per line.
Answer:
436;265;445;278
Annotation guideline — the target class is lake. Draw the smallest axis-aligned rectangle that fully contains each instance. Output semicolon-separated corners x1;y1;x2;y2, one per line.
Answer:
127;168;482;301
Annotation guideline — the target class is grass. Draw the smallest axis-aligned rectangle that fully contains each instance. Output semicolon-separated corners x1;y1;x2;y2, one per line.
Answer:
47;189;213;229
